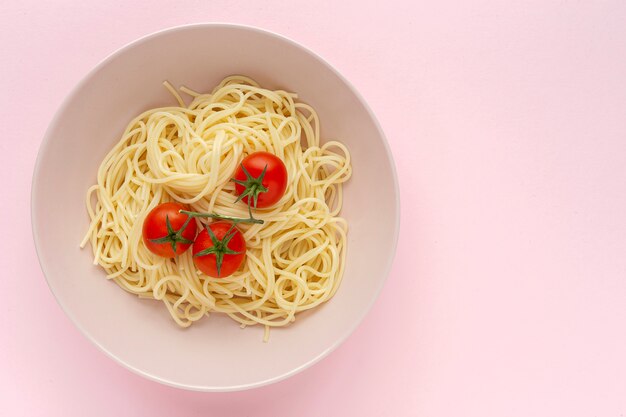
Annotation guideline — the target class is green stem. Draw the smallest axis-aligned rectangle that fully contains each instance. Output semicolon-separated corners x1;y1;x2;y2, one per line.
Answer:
179;210;264;225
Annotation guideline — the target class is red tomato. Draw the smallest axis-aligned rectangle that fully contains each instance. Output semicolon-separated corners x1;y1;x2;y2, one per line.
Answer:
193;221;246;278
233;151;288;208
142;202;197;258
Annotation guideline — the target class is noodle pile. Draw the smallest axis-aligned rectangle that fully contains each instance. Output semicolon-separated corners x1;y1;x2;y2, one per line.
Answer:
81;76;351;339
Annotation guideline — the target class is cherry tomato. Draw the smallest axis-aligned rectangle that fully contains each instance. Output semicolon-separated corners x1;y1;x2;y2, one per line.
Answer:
142;202;197;258
233;151;288;208
193;221;246;278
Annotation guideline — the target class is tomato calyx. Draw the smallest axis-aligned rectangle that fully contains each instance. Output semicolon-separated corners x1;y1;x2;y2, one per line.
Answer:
232;163;269;209
149;214;194;254
194;224;242;277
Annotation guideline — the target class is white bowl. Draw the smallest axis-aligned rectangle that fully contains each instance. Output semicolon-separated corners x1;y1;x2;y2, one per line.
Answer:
32;24;399;391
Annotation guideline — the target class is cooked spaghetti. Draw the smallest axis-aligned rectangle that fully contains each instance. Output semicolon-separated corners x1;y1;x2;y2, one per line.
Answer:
80;76;351;339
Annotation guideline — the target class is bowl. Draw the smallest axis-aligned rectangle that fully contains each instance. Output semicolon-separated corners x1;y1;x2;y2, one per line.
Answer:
32;23;399;391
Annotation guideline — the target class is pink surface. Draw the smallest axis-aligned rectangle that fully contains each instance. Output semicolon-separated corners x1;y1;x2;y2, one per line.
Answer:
2;1;625;415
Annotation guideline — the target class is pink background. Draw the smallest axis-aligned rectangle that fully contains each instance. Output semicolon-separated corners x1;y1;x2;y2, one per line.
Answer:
2;1;625;415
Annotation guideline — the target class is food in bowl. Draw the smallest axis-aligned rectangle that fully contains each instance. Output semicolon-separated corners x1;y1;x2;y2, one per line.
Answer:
80;75;352;340
33;23;398;390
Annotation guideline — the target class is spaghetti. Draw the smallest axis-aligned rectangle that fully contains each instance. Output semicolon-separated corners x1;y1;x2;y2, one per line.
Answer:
80;76;351;340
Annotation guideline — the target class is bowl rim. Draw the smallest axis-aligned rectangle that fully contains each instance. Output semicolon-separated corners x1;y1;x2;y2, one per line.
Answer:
31;22;401;392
